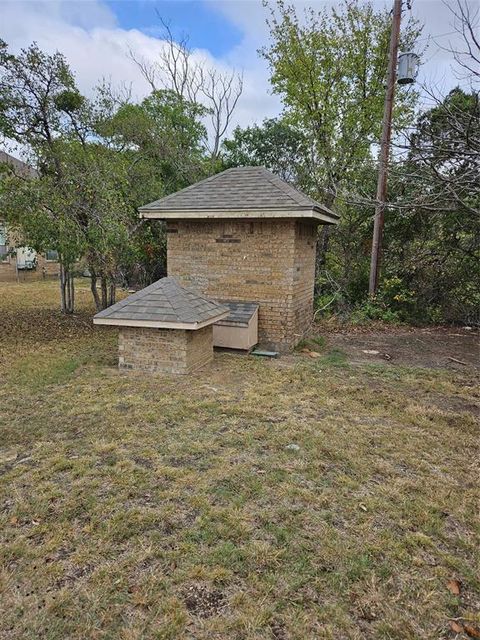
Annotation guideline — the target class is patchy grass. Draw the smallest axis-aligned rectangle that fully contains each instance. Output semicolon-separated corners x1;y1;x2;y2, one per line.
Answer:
0;281;479;640
296;335;327;352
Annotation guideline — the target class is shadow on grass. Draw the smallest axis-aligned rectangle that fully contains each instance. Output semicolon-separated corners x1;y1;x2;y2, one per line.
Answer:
8;340;117;389
319;348;348;367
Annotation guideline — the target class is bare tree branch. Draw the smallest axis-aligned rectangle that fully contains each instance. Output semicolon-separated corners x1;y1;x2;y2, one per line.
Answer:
128;17;243;158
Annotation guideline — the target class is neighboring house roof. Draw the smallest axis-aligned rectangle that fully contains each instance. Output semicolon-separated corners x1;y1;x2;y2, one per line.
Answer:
93;277;229;330
139;166;339;224
0;151;38;178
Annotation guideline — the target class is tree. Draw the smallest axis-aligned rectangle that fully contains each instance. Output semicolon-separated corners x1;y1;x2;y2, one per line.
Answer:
0;40;136;312
262;0;421;202
101;89;209;193
95;87;211;289
222;117;309;184
0;40;87;312
261;0;421;265
129;19;243;159
443;0;480;82
407;88;479;216
379;88;480;323
0;40;215;313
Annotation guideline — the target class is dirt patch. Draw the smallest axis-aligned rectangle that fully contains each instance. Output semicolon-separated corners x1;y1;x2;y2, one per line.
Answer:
182;584;226;618
318;327;479;370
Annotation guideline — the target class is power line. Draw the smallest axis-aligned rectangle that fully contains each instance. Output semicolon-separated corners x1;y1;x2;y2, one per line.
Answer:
416;30;460;44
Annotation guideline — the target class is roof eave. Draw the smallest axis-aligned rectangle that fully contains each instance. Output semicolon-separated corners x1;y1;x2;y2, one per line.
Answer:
93;310;230;330
139;207;339;224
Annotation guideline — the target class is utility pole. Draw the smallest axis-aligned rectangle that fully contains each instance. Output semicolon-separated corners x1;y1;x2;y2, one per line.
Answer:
369;0;403;296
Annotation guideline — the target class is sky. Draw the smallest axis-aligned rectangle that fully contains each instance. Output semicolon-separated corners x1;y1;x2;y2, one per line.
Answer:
0;0;476;149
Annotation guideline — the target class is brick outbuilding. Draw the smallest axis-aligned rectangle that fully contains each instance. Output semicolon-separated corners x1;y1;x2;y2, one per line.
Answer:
139;167;338;352
93;277;228;374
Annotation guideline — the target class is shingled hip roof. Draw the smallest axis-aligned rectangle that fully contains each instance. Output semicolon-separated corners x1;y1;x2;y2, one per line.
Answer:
138;166;338;224
93;277;229;329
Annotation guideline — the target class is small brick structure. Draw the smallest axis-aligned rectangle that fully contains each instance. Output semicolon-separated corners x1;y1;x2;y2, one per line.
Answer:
118;325;213;374
139;166;339;352
93;277;228;374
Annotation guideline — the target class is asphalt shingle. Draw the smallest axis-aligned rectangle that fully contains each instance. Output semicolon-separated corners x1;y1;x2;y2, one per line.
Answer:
214;301;259;328
138;166;338;220
93;277;229;328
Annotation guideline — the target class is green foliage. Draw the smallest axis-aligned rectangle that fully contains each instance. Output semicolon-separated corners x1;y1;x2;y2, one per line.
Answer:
222;117;308;183
54;89;85;113
349;300;401;325
100;89;209;194
0;39;78;147
261;0;421;202
0;165;83;267
382;88;480;325
95;88;210;287
244;3;477;327
0;41;212;308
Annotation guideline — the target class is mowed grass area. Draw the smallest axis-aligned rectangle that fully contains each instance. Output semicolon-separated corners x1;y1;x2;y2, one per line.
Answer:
0;281;479;640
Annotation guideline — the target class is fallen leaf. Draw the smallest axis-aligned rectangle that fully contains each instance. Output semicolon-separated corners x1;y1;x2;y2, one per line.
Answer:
464;624;480;639
447;579;461;595
450;621;464;634
9;516;18;525
300;348;320;358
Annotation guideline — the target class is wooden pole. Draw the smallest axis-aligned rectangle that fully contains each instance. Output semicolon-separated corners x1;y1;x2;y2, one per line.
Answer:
369;0;403;296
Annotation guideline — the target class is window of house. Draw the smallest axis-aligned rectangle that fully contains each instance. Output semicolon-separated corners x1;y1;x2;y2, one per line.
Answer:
0;224;9;262
45;249;59;261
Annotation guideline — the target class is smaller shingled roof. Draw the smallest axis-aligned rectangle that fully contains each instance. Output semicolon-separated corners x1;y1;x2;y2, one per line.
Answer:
93;277;229;329
139;166;338;223
215;301;259;328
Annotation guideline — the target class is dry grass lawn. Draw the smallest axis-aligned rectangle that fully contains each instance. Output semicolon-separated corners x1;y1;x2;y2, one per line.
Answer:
0;280;479;640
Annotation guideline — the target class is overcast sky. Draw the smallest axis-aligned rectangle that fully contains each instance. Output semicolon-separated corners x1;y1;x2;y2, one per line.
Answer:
0;0;476;151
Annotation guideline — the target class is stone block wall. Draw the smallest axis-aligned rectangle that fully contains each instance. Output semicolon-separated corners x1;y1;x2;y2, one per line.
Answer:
118;325;213;374
166;218;318;351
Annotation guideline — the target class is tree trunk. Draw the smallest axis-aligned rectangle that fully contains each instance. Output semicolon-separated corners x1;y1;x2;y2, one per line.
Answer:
91;269;116;311
108;281;116;307
59;261;75;314
59;262;66;313
315;191;336;294
67;269;74;313
101;277;108;310
90;268;102;312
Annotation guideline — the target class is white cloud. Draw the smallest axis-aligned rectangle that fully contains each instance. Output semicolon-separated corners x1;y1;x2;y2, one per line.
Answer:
0;0;474;159
0;0;281;145
214;0;475;99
